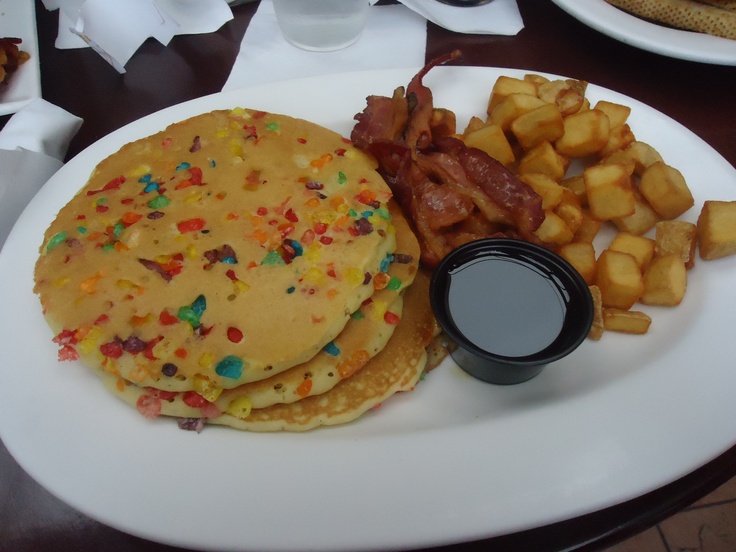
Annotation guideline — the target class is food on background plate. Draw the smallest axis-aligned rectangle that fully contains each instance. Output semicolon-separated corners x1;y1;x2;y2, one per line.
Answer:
0;37;30;85
35;107;442;431
604;0;736;40
351;51;736;340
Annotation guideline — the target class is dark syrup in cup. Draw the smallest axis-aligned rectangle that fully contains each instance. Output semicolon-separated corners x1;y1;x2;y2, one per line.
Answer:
430;238;594;385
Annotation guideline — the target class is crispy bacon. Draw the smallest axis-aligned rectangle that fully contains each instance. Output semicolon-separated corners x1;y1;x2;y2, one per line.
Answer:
413;151;514;226
434;137;545;242
352;87;409;149
397;156;452;267
415;181;475;232
351;50;546;268
404;50;461;150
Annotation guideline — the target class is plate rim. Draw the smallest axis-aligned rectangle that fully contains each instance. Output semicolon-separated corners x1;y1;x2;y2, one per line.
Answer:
1;65;736;551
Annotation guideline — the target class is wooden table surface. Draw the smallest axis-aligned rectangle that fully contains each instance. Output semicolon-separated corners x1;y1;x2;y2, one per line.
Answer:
1;1;735;550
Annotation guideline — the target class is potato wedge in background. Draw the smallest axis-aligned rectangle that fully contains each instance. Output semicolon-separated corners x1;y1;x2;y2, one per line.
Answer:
487;76;538;114
584;163;635;221
612;188;661;236
697;200;736;260
603;308;652;335
463;124;516;166
517;141;569;180
609;232;656;270
555;109;610;157
639;162;694;220
588;285;605;341
559;242;597;284
596;250;644;310
655;221;697;269
641;254;687;307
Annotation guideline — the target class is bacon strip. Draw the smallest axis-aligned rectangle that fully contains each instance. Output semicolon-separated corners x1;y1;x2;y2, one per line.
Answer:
413;151;513;226
404;50;461;150
434;137;545;242
352;87;409;149
351;50;546;268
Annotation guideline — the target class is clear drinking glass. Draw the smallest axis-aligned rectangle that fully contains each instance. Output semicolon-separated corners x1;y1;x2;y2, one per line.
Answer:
272;0;370;52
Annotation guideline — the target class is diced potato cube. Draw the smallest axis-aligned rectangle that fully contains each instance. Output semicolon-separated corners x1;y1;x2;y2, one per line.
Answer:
596;250;643;310
584;163;635;221
608;232;656;270
600;149;636;176
574;211;603;243
534;211;574;245
602;308;652;335
559;242;597;284
537;79;587;116
600;124;636;157
593;100;631;128
536;79;571;104
655;221;697;269
520;173;565;209
588;285;604;340
524;73;550;86
612;188;660;236
488;77;538;114
462;116;486;137
561;174;588;206
697;200;736;260
554;188;584;234
555;109;610;157
517;141;569;181
430;108;456;140
640;254;687;306
639;162;694;220
625;141;664;175
555;86;587;117
463;124;516;166
489;93;547;131
511;104;565;150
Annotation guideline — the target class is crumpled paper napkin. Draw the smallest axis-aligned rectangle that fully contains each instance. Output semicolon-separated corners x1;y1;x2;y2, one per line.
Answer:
0;99;82;249
223;1;427;91
40;0;234;72
398;0;523;35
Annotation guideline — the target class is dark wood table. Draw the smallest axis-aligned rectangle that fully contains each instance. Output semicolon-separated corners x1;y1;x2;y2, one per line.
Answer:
1;1;735;550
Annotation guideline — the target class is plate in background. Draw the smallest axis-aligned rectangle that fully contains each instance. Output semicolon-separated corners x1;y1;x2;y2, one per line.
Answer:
0;0;42;115
551;0;736;66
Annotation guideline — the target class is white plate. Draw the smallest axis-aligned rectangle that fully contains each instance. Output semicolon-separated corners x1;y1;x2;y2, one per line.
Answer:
551;0;736;66
0;0;41;115
1;67;736;552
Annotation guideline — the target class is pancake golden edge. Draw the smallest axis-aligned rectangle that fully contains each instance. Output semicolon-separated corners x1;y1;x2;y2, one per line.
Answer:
34;108;398;395
214;269;437;432
96;269;438;432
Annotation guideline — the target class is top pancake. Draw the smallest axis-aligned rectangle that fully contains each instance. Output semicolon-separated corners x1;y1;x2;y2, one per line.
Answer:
34;108;396;390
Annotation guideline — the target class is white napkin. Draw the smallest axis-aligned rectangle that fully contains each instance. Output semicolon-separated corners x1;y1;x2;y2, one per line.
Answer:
223;1;427;91
0;99;83;249
398;0;523;35
41;0;234;72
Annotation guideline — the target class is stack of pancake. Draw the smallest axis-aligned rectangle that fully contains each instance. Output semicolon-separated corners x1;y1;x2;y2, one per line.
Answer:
34;108;439;431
